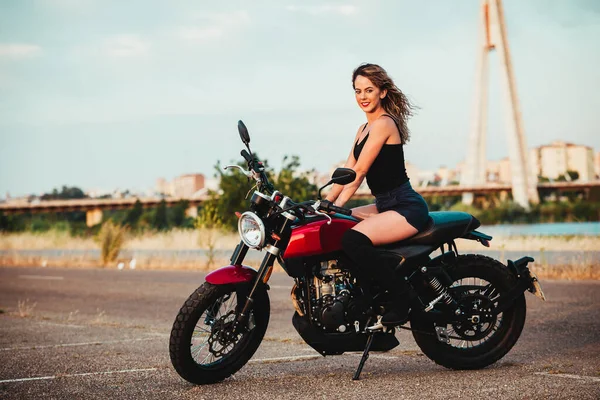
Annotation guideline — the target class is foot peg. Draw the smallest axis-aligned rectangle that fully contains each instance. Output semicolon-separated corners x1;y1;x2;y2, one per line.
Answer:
367;315;384;332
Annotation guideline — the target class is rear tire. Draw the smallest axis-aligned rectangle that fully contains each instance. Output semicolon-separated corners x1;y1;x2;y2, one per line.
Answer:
412;254;526;370
169;282;270;384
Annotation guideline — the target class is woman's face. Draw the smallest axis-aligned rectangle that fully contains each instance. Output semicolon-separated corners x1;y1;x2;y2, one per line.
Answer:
354;75;386;113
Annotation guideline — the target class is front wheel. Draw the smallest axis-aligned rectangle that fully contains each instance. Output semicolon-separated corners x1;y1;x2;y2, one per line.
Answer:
169;282;270;384
412;254;526;370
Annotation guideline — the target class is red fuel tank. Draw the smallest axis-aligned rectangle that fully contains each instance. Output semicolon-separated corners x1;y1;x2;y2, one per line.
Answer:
283;217;357;258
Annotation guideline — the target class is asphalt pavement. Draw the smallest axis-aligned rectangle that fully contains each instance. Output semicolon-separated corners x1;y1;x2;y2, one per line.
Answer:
0;266;599;399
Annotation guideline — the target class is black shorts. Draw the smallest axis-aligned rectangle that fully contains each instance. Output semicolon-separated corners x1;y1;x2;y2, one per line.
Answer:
374;181;430;232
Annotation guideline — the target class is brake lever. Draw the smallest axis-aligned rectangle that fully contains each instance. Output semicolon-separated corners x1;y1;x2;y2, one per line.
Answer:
224;165;253;178
311;200;332;225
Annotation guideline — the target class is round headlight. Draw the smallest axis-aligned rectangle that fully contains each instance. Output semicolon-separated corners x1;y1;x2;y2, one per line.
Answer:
238;211;266;249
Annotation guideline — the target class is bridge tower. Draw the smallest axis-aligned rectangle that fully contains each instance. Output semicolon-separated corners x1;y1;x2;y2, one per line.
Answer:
461;0;539;209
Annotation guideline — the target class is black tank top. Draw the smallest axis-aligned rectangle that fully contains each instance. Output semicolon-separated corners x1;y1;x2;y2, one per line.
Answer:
353;118;409;195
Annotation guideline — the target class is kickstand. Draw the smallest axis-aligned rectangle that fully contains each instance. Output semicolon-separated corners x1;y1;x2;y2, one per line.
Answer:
352;332;375;381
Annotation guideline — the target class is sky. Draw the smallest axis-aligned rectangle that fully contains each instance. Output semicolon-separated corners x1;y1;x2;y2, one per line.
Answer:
1;0;599;197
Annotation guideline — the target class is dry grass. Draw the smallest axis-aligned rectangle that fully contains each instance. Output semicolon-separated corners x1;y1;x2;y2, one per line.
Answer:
531;254;599;280
97;221;128;266
91;308;107;325
0;230;94;250
16;299;37;318
1;230;598;279
456;235;600;252
124;228;239;251
0;253;263;272
2;230;597;253
0;228;240;251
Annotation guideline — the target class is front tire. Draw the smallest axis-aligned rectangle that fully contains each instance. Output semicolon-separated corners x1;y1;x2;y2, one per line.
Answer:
412;254;526;370
169;282;270;384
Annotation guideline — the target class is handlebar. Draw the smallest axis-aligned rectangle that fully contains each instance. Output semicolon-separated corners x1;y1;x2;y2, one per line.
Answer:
319;200;352;216
234;150;274;194
279;199;352;219
234;151;353;217
240;149;253;164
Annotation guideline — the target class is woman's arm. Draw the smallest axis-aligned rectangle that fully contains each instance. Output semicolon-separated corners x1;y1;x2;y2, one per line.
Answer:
332;118;395;207
325;124;364;203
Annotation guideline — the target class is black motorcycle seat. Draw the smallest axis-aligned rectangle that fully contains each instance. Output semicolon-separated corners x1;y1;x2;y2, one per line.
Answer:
377;212;480;262
402;211;481;246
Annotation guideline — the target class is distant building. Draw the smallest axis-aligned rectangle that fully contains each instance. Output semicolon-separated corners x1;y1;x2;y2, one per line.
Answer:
155;178;173;196
530;141;595;181
486;158;511;183
157;174;205;197
595;152;600;179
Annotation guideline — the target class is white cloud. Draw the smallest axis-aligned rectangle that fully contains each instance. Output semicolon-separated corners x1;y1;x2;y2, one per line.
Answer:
286;4;358;16
176;10;251;44
0;44;42;58
103;35;150;58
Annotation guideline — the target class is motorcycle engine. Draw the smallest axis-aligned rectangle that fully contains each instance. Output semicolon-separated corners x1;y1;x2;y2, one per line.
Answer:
310;260;359;333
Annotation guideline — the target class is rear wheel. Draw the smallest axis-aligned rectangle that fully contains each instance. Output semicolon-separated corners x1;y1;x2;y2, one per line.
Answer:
412;254;526;370
169;282;270;384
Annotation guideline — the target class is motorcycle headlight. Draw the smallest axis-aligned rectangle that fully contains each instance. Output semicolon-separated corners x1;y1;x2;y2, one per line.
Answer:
238;211;266;249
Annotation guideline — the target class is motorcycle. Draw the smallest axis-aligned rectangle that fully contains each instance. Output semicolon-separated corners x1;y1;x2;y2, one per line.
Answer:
169;121;546;383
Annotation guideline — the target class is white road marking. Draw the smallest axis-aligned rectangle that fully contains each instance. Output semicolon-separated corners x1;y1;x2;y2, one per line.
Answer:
249;354;321;364
36;321;85;329
0;368;158;384
370;354;399;360
535;372;600;383
19;275;64;281
0;337;160;351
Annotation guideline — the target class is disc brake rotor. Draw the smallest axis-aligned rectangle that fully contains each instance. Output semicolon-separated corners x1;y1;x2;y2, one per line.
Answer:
452;293;497;341
207;310;241;357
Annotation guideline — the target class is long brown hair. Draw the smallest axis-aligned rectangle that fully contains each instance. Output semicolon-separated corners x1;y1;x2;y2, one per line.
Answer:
352;63;415;143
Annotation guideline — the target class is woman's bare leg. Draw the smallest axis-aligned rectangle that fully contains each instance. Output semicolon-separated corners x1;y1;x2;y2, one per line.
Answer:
352;210;418;245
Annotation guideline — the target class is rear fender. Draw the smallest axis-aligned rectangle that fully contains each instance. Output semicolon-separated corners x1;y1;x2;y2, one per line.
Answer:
205;265;258;285
495;256;546;313
461;230;492;247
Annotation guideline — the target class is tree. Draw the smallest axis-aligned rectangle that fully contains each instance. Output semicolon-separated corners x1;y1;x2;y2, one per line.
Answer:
273;155;318;202
171;200;190;228
213;154;318;230
152;200;169;231
566;170;579;181
122;199;143;228
213;158;260;230
41;185;86;200
0;211;22;232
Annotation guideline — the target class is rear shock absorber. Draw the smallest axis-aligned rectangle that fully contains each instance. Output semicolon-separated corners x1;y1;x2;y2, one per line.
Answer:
422;267;456;312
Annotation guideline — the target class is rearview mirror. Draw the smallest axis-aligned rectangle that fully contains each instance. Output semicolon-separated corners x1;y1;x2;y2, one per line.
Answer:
238;120;250;145
317;168;356;199
330;168;356;185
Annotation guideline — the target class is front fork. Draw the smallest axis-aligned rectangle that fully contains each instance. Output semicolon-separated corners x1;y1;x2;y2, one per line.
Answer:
236;249;278;325
234;217;293;327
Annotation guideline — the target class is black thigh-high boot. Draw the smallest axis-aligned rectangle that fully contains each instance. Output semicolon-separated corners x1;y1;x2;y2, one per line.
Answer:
341;229;410;325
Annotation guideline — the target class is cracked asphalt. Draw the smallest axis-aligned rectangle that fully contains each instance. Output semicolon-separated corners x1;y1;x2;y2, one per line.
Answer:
0;266;598;399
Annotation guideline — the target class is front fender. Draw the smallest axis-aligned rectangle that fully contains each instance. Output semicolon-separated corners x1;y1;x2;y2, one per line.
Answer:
205;264;258;285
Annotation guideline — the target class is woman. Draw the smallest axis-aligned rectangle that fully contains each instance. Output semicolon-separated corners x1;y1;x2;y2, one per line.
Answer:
324;63;429;327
